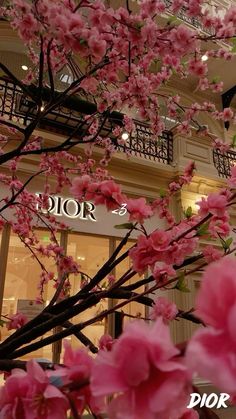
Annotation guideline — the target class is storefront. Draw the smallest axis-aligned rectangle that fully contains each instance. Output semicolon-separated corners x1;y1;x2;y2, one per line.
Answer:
0;190;163;361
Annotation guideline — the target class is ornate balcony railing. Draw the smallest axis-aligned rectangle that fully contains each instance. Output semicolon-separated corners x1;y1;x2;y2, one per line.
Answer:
163;0;214;34
213;149;236;178
117;122;173;164
0;77;173;165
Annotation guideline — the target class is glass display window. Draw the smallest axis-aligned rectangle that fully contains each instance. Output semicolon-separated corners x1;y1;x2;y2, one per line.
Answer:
1;230;60;360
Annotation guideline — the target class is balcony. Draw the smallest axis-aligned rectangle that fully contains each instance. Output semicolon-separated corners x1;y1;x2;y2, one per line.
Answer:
0;77;173;165
163;0;213;34
213;149;236;178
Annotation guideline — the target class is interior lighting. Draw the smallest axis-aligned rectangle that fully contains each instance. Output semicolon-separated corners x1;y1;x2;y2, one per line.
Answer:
121;132;129;141
21;65;28;71
201;54;208;62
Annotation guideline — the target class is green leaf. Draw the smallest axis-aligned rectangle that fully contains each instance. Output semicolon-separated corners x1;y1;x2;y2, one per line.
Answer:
232;134;236;148
220;236;233;251
196;222;209;237
231;38;236;53
134;22;144;30
167;15;178;25
159;188;166;198
174;274;190;293
79;38;87;45
185;206;193;219
0;319;6;327
211;76;220;84
114;222;134;230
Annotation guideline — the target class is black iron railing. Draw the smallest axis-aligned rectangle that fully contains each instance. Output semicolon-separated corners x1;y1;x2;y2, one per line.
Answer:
213;149;236;178
117;122;173;164
164;0;213;34
0;0;215;33
0;77;173;165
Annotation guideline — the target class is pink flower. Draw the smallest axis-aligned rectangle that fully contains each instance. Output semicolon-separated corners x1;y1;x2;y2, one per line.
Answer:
228;165;236;188
70;175;93;201
7;312;28;330
170;25;196;55
63;342;103;415
126;197;153;224
150;297;178;323
0;368;30;418
80;77;98;94
94;180;124;210
88;36;107;61
181;409;199;419
0;360;68;418
129;230;171;274
197;193;227;218
208;216;230;238
202;245;222;263
222;107;234;122
91;319;192;419
188;59;207;77
186;258;236;395
99;334;114;351
152;262;176;283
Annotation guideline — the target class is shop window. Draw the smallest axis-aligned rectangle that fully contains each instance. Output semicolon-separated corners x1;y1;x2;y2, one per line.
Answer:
66;233;110;350
114;240;146;331
1;230;60;361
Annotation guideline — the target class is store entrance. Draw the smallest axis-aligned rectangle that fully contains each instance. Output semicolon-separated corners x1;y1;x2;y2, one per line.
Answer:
0;229;145;361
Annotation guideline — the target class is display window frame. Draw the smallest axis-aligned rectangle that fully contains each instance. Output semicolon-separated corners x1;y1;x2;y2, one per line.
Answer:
0;224;147;361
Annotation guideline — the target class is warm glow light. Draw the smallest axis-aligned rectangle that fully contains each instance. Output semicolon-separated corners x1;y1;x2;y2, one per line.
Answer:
121;132;129;141
40;105;45;112
201;54;208;62
21;65;28;71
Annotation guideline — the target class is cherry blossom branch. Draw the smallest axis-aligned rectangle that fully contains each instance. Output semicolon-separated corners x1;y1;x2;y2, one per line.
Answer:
0;170;46;214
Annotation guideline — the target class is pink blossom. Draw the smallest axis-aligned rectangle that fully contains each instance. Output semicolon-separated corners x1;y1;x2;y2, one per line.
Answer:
7;312;28;330
213;139;230;153
88;36;107;61
208;216;230;238
94;180;124;210
70;175;97;201
63;342;103;415
58;255;79;274
107;274;115;286
150;297;178;323
168;181;181;193
0;360;68;418
129;230;172;274
186;258;236;395
170;25;196;55
126;197;153;224
181;409;199;419
92;319;192;419
80;77;98;94
202;245;222;263
224;6;236;25
228;165;236;188
0;368;30;418
152;262;176;282
187;0;202;17
197;193;227;218
188;59;207;77
222;107;234;122
99;334;114;351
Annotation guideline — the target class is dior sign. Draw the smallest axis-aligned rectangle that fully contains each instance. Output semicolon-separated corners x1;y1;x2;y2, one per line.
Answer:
187;393;230;409
35;193;97;221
